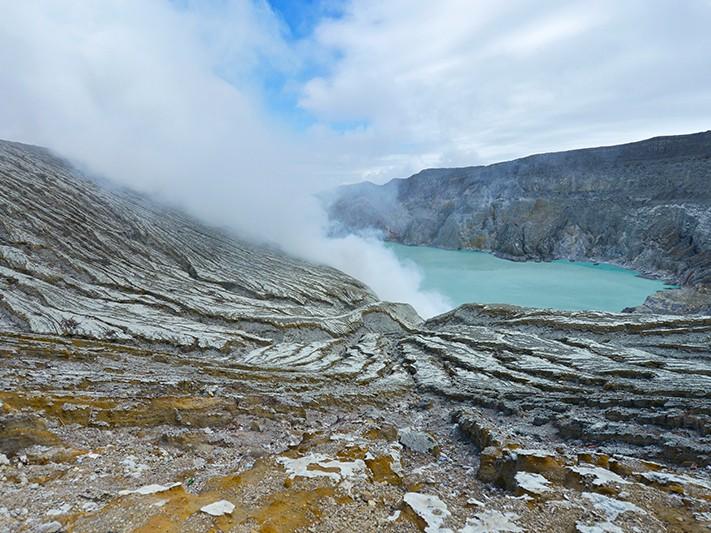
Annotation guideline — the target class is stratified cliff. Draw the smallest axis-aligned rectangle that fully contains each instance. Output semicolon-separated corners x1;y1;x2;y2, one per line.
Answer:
328;131;711;313
0;140;420;349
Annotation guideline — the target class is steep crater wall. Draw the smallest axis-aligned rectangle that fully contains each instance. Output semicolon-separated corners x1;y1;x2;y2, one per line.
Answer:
328;131;711;313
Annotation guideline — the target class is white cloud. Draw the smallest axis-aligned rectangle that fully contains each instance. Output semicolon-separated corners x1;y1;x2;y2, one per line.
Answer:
489;9;601;57
0;0;450;316
300;0;711;177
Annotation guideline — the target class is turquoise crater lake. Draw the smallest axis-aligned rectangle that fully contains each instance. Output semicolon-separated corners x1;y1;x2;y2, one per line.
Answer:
387;242;675;312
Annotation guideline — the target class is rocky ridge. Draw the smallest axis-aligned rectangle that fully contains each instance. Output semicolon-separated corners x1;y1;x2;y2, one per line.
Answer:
0;140;419;349
1;140;710;532
326;131;711;314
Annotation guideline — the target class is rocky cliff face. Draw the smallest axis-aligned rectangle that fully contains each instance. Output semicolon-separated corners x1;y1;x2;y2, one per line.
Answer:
328;131;711;311
0;140;421;349
1;140;710;532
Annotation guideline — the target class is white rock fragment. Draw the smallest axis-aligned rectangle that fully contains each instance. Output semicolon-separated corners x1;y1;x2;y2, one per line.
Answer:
47;503;72;516
514;471;552;494
81;501;100;513
277;453;366;483
386;510;401;521
568;465;629;486
120;455;149;477
0;453;9;466
510;448;557;459
403;492;452;533
329;432;359;443
38;521;63;533
641;471;711;490
506;494;533;502
118;482;181;496
399;428;438;454
461;510;523;533
412;464;433;475
546;499;577;510
387;444;404;476
466;497;485;507
200;500;235;516
576;522;623;533
582;492;645;521
62;402;89;412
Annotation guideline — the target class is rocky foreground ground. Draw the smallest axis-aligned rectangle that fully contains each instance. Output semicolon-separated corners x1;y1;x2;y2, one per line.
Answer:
1;140;710;532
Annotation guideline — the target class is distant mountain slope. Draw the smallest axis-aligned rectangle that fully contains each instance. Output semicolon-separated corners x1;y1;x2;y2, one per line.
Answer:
328;131;711;312
0;140;419;348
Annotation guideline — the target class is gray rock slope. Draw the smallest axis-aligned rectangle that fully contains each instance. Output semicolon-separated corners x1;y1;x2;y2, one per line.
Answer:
0;140;419;349
1;139;711;531
327;131;711;312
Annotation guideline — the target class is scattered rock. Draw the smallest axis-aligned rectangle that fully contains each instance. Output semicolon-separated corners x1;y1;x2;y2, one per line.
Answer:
566;465;629;490
582;492;645;521
514;472;552;495
403;492;451;532
478;446;565;491
118;482;181;496
38;521;63;533
200;500;235;516
576;522;623;533
47;503;71;516
398;428;439;455
461;509;523;532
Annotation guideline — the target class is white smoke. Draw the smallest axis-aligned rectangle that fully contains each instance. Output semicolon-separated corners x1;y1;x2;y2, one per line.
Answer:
4;1;707;318
0;0;451;317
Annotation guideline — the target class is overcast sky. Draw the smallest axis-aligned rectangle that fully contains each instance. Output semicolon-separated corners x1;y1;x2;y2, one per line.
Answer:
1;0;709;316
2;1;710;187
296;0;711;181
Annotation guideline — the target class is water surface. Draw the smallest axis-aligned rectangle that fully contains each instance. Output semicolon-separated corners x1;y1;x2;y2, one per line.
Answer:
388;242;674;312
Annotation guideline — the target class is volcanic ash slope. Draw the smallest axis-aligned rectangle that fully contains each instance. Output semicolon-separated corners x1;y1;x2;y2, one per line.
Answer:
0;140;710;532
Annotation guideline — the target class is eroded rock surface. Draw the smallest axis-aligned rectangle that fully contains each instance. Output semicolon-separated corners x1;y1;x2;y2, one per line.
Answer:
1;140;710;532
0;140;420;349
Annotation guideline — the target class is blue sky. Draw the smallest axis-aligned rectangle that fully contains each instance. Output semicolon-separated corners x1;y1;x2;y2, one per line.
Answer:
268;0;342;38
265;0;322;130
263;1;366;132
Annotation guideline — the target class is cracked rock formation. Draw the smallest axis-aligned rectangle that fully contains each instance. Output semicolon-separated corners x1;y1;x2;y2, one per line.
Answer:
1;139;710;532
326;131;711;314
0;140;420;349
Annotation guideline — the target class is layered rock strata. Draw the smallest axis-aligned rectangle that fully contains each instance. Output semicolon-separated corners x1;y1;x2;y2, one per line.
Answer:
1;140;710;532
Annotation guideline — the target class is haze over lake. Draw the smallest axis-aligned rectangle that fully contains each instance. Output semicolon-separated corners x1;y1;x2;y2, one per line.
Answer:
388;242;673;312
